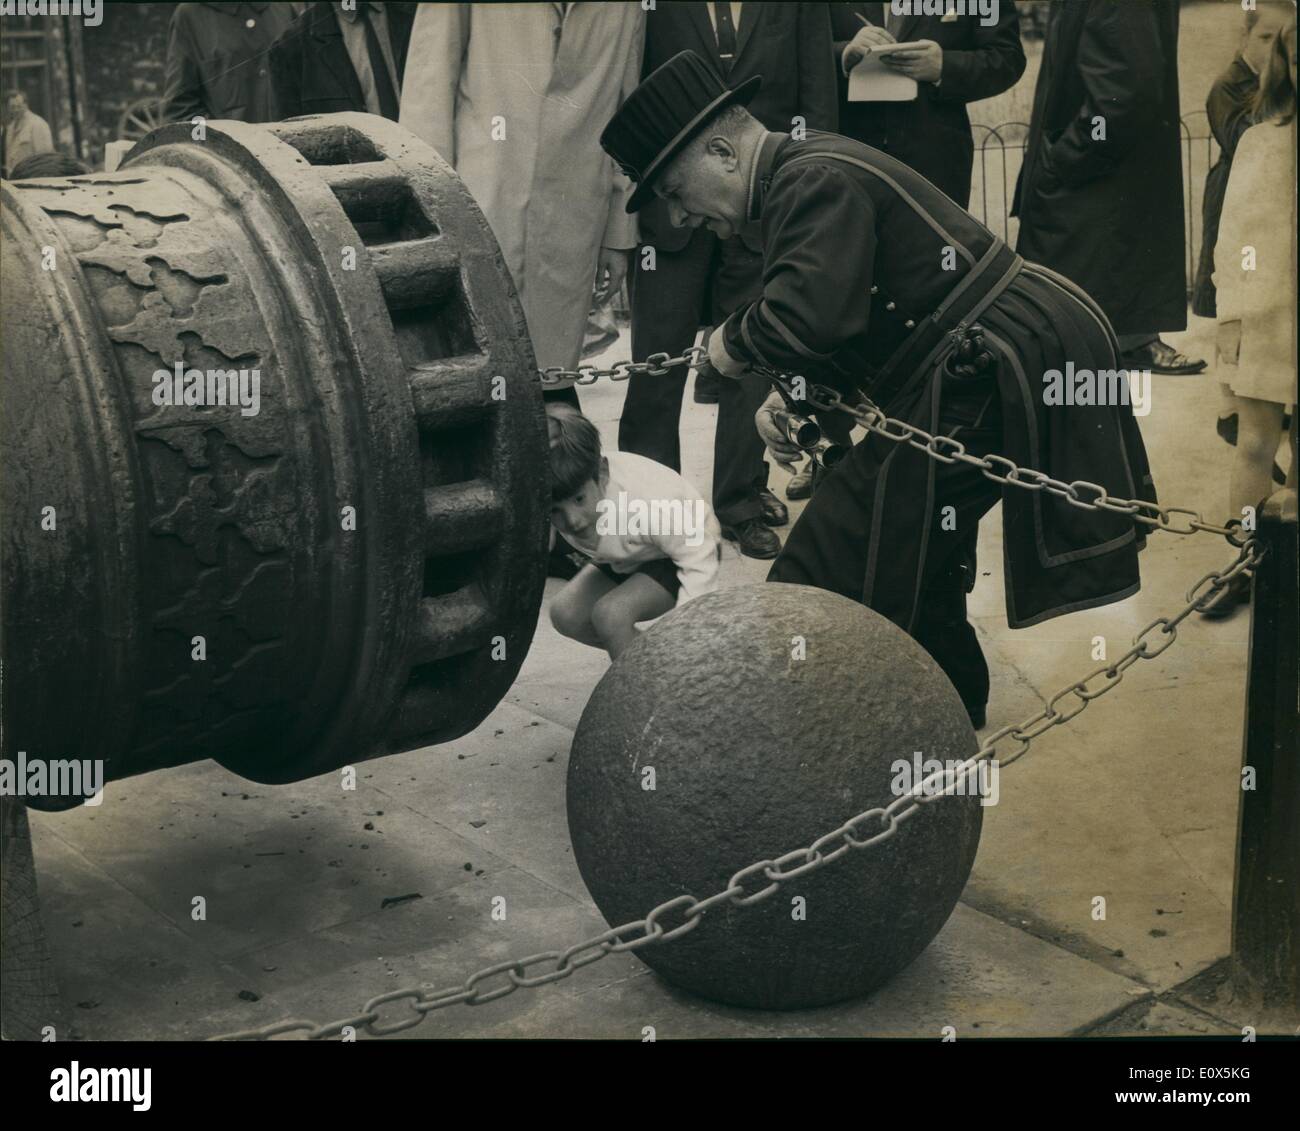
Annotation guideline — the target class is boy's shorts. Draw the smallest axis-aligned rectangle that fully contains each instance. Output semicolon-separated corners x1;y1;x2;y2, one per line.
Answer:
557;539;681;599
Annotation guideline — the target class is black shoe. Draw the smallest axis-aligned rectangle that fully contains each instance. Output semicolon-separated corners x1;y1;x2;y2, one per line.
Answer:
785;462;814;500
1121;338;1207;375
1216;413;1239;446
1197;573;1252;620
721;518;781;559
967;705;987;731
758;488;789;527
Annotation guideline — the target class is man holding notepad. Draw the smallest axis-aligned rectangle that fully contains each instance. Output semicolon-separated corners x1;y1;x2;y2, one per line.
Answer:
829;2;1025;208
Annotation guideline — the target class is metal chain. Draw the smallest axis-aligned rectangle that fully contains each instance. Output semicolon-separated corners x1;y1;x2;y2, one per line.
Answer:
215;355;1260;1039
212;530;1263;1041
768;373;1248;543
536;353;1244;545
536;344;710;387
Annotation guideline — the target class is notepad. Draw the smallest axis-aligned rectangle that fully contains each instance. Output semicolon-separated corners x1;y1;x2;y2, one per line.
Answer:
847;46;920;103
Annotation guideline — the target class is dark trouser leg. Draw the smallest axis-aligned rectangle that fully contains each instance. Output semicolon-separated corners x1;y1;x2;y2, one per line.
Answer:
769;378;1002;713
1117;332;1157;353
622;232;714;471
912;498;991;717
709;237;769;525
713;370;772;524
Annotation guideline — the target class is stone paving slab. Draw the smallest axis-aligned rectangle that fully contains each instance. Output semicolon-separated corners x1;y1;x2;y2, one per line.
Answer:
362;700;590;902
194;903;1150;1041
27;829;255;1041
31;759;517;959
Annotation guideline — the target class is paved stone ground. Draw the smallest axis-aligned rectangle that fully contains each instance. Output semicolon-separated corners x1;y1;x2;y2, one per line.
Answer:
26;303;1293;1041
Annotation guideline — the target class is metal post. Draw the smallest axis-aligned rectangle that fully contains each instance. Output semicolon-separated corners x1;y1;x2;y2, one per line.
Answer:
1231;487;1299;1016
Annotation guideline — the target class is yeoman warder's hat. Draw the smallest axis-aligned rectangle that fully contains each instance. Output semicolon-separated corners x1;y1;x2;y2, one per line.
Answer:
600;50;761;214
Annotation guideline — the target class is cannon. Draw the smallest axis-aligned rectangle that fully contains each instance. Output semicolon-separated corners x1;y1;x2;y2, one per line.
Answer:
1;115;550;808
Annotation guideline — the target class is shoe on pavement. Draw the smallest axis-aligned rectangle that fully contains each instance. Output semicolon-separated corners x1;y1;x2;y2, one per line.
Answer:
758;488;789;527
721;517;781;559
1121;338;1206;375
1197;573;1252;620
785;461;814;500
967;705;987;731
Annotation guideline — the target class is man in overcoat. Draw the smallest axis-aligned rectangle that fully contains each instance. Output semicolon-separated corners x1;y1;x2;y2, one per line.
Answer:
399;2;644;405
601;51;1157;727
163;2;296;124
1014;0;1203;375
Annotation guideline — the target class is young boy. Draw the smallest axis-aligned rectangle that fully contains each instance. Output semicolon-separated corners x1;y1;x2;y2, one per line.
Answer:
547;404;722;658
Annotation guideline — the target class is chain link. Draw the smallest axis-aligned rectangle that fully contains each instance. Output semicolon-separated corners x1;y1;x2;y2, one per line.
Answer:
536;354;1244;545
212;357;1263;1041
774;375;1249;543
537;344;710;387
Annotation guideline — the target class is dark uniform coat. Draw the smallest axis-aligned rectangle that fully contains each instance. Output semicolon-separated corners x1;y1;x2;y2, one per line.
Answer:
829;1;1025;207
712;131;1155;631
1013;0;1187;337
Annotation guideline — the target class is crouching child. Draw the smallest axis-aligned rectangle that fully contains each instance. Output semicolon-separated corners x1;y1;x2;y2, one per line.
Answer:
546;404;722;658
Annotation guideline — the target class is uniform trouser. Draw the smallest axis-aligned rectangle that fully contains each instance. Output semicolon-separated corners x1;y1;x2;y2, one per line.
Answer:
624;228;769;526
769;375;1003;713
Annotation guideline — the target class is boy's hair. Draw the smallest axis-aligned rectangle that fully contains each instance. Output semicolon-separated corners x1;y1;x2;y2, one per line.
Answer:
8;151;90;179
546;403;602;501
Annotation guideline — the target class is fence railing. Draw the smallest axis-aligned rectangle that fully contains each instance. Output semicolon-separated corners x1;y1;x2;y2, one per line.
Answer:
971;114;1218;293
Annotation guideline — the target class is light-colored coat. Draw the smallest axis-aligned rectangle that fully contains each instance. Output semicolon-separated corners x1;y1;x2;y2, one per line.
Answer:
399;2;643;378
1214;119;1297;407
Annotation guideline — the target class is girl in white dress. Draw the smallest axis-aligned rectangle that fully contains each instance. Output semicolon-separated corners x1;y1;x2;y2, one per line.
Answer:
1202;16;1297;619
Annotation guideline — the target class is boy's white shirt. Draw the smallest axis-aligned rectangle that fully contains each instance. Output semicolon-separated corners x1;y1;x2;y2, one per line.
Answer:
561;451;722;605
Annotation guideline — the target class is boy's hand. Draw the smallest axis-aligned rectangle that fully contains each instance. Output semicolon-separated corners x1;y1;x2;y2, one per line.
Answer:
594;246;629;304
755;389;803;471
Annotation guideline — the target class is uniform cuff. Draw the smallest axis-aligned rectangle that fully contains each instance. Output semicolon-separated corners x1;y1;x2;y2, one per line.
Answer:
708;317;750;378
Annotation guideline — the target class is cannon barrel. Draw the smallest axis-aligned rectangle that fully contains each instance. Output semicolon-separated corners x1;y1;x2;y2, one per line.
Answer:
1;115;549;808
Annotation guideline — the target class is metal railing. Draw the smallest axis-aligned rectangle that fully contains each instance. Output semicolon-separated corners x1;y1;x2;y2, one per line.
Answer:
970;114;1218;292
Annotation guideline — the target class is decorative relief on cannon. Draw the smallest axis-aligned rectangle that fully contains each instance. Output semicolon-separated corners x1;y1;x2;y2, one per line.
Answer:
1;115;550;806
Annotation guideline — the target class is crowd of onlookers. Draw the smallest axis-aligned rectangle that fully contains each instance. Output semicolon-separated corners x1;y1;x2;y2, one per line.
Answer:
2;2;1294;620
